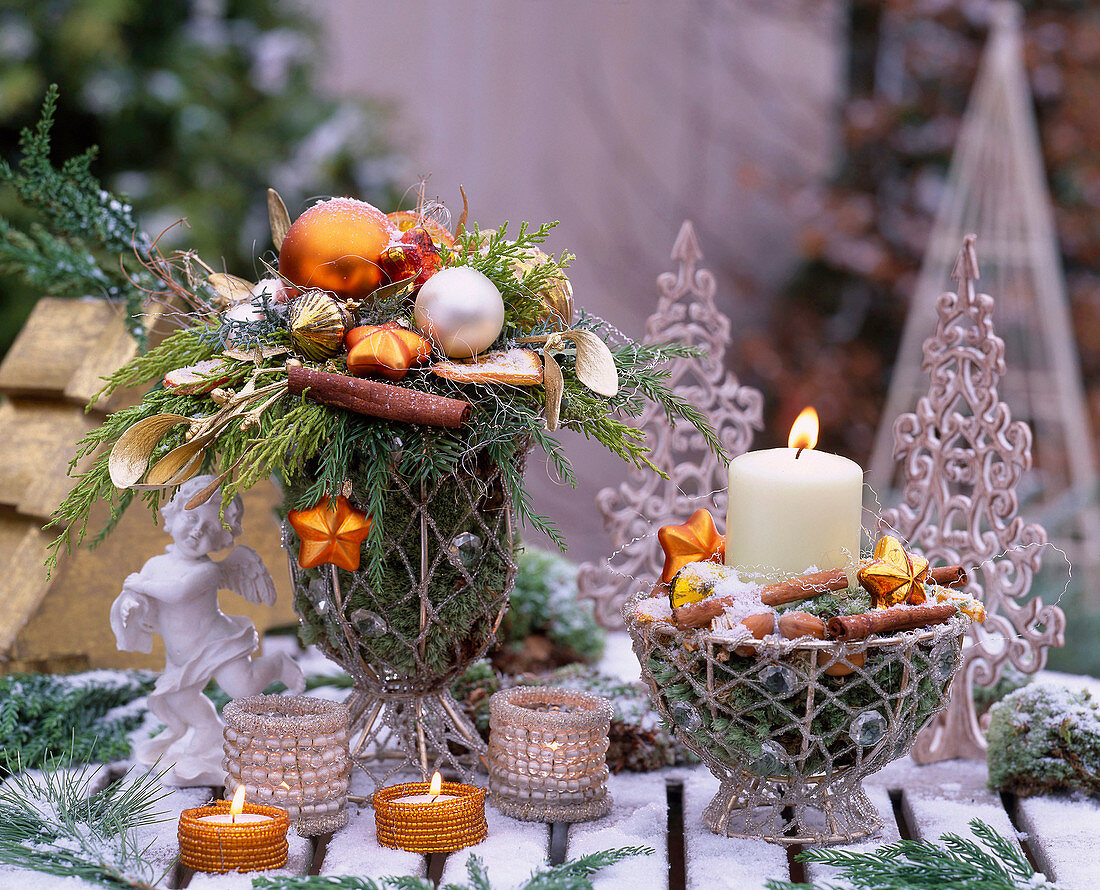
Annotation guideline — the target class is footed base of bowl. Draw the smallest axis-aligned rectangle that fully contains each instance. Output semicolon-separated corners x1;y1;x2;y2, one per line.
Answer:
703;774;881;845
344;685;487;790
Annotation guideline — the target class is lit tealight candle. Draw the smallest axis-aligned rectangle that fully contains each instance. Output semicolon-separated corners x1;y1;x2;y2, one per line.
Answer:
373;771;487;854
392;771;459;804
178;786;290;873
725;407;864;581
197;786;271;825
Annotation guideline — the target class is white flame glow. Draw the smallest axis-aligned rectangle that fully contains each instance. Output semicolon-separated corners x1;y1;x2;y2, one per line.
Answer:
788;406;819;451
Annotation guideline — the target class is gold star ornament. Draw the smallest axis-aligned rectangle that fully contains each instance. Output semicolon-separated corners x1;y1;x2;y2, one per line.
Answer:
857;535;929;608
287;495;373;571
657;509;726;584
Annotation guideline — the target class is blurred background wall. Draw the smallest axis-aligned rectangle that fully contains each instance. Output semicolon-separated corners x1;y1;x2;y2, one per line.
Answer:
313;0;847;561
3;0;1100;671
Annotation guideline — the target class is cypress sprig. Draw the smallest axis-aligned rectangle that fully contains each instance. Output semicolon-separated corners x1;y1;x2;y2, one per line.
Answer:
0;86;155;341
765;818;1056;890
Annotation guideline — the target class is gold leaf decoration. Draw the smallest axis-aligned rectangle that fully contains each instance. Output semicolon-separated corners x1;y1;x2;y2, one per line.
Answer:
267;187;292;250
108;414;190;488
145;434;217;487
207;273;254;304
566;330;618;396
456;185;469;239
543;351;564;431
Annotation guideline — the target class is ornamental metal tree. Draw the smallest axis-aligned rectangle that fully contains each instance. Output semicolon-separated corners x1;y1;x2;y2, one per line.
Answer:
577;221;763;628
879;235;1064;763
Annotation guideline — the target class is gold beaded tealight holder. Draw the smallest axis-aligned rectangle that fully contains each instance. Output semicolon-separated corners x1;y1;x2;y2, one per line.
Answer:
487;686;612;823
223;694;351;837
373;773;488;854
177;795;290;873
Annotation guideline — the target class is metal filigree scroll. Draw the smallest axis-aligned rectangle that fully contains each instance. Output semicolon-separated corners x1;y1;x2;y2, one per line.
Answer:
879;235;1064;764
576;220;763;628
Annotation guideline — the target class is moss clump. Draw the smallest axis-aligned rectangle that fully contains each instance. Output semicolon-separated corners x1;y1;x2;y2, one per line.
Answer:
494;547;605;672
775;585;872;620
986;684;1100;797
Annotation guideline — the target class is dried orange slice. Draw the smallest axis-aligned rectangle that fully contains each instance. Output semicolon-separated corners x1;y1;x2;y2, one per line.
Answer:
430;347;543;385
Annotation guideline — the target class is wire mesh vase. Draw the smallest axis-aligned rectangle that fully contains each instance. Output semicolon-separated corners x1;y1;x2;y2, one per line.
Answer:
624;590;969;845
286;446;527;788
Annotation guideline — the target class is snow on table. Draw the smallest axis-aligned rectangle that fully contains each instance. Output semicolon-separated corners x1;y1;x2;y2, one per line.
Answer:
2;637;1095;888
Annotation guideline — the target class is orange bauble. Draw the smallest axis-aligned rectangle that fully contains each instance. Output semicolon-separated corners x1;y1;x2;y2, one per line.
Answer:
656;509;726;584
279;198;398;299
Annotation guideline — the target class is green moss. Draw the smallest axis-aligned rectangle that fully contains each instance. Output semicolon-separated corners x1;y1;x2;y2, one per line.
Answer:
288;448;517;680
776;586;872;619
986;684;1100;797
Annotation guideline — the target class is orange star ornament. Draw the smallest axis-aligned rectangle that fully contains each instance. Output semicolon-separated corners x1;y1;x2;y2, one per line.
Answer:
657;509;726;584
287;495;373;571
345;323;432;381
857;534;930;608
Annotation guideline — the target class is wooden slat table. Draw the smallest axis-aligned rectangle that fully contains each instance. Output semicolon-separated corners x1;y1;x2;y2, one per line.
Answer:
92;756;1083;890
1;637;1096;889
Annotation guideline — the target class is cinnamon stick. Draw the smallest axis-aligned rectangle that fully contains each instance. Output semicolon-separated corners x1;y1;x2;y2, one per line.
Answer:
760;568;850;607
673;568;849;629
288;366;471;428
929;565;967;588
826;603;957;642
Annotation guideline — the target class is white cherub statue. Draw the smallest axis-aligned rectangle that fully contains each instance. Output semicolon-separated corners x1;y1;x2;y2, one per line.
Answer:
111;475;305;786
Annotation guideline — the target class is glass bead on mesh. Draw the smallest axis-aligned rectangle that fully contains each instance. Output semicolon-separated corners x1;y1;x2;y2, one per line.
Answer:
624;590;969;845
285;447;527;788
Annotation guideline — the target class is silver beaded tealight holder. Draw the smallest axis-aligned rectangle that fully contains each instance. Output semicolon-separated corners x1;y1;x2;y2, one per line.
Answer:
223;695;351;836
488;686;612;823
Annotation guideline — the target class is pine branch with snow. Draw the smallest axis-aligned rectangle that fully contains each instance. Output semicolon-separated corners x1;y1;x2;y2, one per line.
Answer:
0;756;172;889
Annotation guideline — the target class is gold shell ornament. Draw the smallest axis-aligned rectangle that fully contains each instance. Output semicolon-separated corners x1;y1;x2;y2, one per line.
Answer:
288;290;350;362
514;250;574;329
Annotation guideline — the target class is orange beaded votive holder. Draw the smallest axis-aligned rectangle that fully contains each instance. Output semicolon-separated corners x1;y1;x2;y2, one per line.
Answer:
373;779;487;854
177;800;290;873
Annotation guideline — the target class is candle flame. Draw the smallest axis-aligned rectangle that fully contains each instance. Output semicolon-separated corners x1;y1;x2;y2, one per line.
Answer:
230;785;247;822
546;741;563;751
788;407;819;451
428;771;443;797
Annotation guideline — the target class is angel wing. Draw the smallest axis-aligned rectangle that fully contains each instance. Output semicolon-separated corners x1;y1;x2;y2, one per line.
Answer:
217;545;277;606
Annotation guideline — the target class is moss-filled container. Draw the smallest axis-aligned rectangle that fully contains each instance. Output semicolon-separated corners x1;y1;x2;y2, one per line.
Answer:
285;446;526;788
625;589;968;845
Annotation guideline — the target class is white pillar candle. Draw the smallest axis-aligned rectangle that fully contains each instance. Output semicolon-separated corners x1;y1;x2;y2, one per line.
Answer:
725;446;863;580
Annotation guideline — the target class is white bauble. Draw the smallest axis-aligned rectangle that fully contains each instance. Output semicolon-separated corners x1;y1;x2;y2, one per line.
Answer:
413;267;505;358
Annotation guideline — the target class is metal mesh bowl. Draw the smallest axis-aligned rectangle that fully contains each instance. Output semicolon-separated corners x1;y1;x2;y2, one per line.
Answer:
624;589;969;844
286;447;527;788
